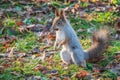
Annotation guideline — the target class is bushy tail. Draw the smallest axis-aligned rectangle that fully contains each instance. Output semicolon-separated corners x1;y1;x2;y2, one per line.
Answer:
85;29;108;62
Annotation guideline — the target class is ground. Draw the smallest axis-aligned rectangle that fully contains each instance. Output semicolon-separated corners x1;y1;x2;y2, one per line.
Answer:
0;0;120;80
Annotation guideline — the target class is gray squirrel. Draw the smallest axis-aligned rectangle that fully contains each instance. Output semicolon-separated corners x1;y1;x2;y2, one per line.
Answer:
51;9;108;67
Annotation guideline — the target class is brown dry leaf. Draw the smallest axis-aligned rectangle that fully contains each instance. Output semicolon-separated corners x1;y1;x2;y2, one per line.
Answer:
114;54;120;59
34;64;48;75
93;69;100;73
16;21;24;26
40;46;50;51
74;3;79;10
81;0;88;2
76;70;88;79
2;63;11;68
95;7;105;12
107;7;113;12
4;43;11;49
93;69;100;77
35;53;41;57
38;37;44;42
34;64;47;71
71;8;75;14
89;0;97;3
115;18;120;29
63;77;69;80
47;32;56;41
48;55;53;63
2;40;10;45
87;15;92;22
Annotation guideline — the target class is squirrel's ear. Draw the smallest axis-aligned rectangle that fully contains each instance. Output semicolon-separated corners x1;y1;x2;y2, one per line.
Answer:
59;9;65;17
55;8;65;17
55;8;59;17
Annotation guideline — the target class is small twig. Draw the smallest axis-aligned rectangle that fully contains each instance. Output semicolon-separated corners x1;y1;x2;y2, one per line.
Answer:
8;47;16;58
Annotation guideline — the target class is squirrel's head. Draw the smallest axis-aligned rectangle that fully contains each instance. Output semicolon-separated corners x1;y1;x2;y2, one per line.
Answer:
51;8;66;31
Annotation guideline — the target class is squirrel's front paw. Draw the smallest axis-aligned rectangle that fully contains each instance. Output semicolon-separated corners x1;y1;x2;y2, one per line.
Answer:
80;60;86;68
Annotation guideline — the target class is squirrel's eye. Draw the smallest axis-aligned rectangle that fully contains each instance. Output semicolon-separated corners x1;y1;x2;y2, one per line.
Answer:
57;21;61;25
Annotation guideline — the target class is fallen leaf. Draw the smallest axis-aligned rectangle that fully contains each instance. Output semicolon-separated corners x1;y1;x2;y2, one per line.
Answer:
2;63;11;68
4;43;11;49
81;0;88;2
76;70;88;79
47;32;56;41
89;0;97;3
74;3;79;10
34;64;47;71
93;69;100;73
63;77;69;80
71;8;75;13
40;46;50;51
16;21;24;26
114;54;120;59
87;15;92;22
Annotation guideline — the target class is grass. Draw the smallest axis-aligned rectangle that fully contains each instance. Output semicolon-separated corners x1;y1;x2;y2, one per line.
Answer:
15;32;37;52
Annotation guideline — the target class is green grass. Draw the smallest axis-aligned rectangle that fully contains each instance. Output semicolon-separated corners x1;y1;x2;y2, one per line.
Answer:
15;32;36;52
15;32;44;52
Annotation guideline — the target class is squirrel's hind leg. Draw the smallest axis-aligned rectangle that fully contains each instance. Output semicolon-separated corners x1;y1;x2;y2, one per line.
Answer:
70;49;86;67
60;49;72;65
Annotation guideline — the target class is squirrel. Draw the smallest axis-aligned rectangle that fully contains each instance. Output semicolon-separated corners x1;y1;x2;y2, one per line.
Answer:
51;8;108;67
